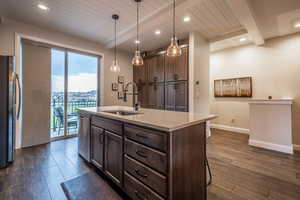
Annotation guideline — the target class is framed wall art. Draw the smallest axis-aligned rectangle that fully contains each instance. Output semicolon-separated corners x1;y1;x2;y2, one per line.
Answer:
118;76;124;84
112;83;118;91
214;77;252;97
118;92;124;100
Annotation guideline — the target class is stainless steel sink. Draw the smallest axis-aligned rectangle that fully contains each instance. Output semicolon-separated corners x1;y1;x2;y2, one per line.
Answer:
102;110;142;116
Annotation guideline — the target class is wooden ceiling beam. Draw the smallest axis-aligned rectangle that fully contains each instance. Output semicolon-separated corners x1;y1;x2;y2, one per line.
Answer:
225;0;265;45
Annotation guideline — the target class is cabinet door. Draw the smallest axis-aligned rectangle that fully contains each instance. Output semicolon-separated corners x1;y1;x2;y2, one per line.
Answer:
91;126;104;170
175;81;188;112
105;131;123;187
165;82;176;111
133;60;147;85
137;83;148;108
175;47;188;81
78;116;90;161
165;47;188;82
148;83;156;109
148;83;164;110
165;55;176;82
148;55;164;83
156;83;165;109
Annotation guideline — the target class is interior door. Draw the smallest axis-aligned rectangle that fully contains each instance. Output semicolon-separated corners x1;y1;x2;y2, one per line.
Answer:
22;41;51;147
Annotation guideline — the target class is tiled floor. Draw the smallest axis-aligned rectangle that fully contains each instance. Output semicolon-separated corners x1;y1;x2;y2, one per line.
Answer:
0;129;300;200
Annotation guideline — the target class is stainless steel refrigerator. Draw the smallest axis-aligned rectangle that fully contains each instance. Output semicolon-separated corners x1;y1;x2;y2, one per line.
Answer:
0;56;21;168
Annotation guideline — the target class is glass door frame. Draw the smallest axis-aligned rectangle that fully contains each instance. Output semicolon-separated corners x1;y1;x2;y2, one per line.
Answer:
51;48;101;141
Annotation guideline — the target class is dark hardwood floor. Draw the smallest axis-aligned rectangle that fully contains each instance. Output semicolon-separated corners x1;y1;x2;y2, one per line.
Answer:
0;129;299;200
208;129;300;200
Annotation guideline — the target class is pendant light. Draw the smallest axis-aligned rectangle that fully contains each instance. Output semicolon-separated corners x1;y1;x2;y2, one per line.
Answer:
166;0;182;57
132;0;144;66
110;14;121;72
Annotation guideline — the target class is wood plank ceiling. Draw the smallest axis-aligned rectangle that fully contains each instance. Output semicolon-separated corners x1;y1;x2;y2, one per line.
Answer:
3;0;300;52
1;0;172;45
118;0;245;52
0;0;245;52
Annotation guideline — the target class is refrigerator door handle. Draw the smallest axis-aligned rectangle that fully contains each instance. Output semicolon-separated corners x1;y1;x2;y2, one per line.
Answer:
15;74;21;120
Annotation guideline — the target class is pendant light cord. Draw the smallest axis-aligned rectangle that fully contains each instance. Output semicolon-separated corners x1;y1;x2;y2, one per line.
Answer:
136;1;139;51
114;18;117;62
173;0;176;38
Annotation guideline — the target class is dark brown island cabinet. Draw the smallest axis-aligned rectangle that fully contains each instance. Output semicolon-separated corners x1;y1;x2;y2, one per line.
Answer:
78;108;214;200
134;43;189;112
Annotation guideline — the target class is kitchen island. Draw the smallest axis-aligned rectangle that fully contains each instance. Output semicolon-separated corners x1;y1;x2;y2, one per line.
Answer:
78;106;216;200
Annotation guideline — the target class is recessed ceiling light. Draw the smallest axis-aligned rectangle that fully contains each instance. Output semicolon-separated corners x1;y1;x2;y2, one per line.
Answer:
183;17;191;22
239;37;247;42
38;4;49;11
155;30;161;35
135;40;140;44
294;23;300;28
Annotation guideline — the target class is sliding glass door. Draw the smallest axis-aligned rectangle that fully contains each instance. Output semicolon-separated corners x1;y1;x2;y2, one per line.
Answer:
51;49;99;139
51;49;65;138
67;52;98;136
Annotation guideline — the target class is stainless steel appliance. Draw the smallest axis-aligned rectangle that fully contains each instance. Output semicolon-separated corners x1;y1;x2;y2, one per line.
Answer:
0;56;21;168
78;111;91;162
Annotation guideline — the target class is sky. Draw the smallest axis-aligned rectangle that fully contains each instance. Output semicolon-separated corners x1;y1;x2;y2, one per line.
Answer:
51;49;98;92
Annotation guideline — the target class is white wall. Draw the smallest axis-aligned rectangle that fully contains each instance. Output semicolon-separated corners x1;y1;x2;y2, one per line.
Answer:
0;18;133;106
189;32;211;136
210;32;300;146
0;18;133;148
189;32;210;114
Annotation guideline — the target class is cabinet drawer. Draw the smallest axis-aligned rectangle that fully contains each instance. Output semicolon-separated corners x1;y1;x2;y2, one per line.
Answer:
125;155;167;198
91;116;122;135
125;139;167;175
125;124;167;152
124;172;164;200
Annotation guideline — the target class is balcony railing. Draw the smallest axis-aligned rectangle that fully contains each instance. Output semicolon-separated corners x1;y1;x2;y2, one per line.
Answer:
50;98;97;136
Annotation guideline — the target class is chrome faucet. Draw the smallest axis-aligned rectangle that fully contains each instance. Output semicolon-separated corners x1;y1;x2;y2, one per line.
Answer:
124;81;139;111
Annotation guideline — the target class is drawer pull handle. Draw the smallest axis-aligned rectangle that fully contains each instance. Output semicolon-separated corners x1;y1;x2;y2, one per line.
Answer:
135;190;148;200
136;150;148;158
136;134;148;139
135;169;148;178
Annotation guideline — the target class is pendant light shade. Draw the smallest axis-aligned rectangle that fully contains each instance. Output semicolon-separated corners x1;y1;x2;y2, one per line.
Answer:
132;50;143;66
110;60;120;73
166;36;182;57
110;14;121;72
132;0;143;66
167;0;182;57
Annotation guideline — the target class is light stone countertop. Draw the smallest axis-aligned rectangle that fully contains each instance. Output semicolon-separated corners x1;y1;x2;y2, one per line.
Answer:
78;106;217;132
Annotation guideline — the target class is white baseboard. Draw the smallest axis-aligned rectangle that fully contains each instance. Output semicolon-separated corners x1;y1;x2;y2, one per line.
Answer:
210;123;250;134
249;139;293;154
294;144;300;152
